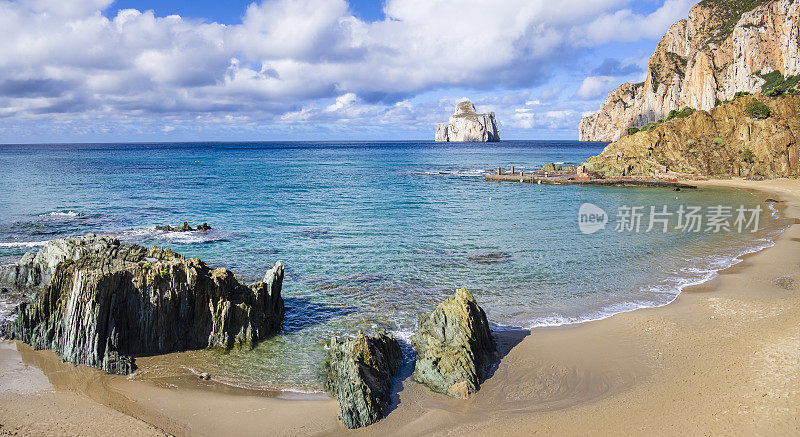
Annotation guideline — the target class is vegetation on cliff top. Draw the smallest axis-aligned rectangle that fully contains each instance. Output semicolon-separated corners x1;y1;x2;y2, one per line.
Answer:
699;0;771;46
626;106;695;137
758;70;800;96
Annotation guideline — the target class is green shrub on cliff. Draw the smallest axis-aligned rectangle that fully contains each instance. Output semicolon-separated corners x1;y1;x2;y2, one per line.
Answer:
734;91;751;99
745;100;771;119
627;127;640;135
758;71;800;97
713;137;725;145
640;120;663;132
666;106;695;121
742;148;756;164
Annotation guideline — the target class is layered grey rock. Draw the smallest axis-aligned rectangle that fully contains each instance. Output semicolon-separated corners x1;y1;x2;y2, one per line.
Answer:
435;101;500;142
0;234;119;292
325;331;403;429
410;288;498;399
2;235;284;374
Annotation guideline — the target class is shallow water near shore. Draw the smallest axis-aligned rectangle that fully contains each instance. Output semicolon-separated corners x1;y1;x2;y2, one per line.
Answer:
0;141;785;390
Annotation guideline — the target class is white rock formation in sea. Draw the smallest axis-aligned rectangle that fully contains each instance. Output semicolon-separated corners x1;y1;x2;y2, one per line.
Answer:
435;101;500;142
579;0;800;142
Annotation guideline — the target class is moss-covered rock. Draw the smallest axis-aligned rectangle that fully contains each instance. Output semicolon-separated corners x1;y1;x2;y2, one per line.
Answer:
325;331;402;429
410;288;498;399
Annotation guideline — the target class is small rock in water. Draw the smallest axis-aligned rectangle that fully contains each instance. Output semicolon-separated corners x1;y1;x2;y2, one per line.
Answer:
410;288;498;399
468;251;511;264
196;222;211;231
155;222;212;232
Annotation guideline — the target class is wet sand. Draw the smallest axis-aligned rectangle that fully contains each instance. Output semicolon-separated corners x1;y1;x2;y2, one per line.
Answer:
1;178;799;436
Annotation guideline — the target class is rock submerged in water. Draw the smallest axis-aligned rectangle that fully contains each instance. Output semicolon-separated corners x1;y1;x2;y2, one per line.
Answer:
325;331;403;429
1;235;284;375
410;288;498;399
435;101;500;142
156;222;211;232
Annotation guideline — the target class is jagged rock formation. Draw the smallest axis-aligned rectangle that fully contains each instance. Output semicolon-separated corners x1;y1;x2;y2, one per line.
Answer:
410;288;498;399
585;94;800;178
435;101;500;142
156;222;211;232
0;234;119;292
580;0;800;142
325;331;403;429
1;235;284;374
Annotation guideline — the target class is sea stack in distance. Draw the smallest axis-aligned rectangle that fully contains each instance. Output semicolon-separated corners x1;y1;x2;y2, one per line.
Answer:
435;101;500;142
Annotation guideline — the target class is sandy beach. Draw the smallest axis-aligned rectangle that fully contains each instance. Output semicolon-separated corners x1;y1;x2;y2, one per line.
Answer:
1;178;799;436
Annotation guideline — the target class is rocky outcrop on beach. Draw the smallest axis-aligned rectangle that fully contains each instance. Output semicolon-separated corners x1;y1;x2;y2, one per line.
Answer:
0;235;119;292
586;94;800;178
410;288;498;399
325;331;403;429
1;235;284;374
156;222;211;232
580;0;800;142
435;101;500;142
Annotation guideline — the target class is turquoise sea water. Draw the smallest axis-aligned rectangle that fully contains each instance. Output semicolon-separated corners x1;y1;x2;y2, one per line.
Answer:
0;141;784;390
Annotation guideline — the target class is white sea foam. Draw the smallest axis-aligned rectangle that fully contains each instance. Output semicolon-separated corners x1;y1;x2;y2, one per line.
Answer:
516;237;777;331
418;169;488;177
390;329;415;343
768;202;779;217
0;241;48;248
39;211;80;218
116;227;230;244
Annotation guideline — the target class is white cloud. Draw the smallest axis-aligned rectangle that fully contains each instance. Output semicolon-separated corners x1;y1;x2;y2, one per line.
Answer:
0;0;695;138
579;0;694;45
575;75;617;100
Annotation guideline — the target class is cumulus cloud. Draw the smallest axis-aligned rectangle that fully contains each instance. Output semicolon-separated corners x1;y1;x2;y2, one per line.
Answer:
579;0;695;45
575;76;617;100
0;0;695;138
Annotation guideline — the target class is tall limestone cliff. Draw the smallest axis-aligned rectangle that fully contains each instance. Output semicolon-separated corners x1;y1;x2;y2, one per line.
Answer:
580;0;800;142
435;101;500;142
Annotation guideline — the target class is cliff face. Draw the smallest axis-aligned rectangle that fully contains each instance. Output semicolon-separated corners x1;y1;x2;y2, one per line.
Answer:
435;101;500;142
2;236;285;374
580;0;800;142
586;94;800;178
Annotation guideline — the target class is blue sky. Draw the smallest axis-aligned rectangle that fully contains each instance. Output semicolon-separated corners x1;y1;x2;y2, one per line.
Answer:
0;0;697;143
